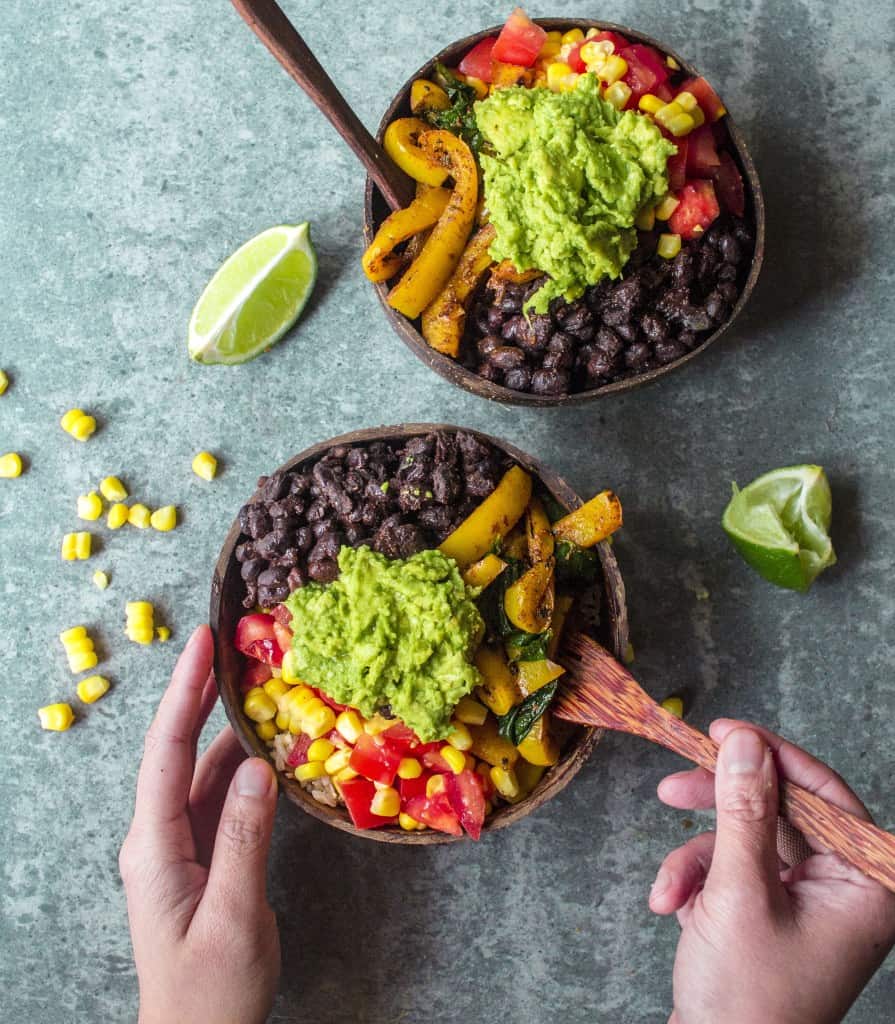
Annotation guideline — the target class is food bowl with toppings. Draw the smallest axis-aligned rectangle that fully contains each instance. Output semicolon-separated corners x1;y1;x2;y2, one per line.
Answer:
211;425;628;843
362;9;763;405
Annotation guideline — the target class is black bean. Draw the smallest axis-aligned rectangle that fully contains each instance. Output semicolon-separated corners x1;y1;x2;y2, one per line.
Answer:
312;518;335;538
504;366;533;391
310;530;343;563
418;505;453;536
561;306;595;341
294;525;313;553
718;234;742;265
640;312;669;343
678;307;714;332
654;339;687;364
235;541;255;562
670;252;695;287
486;306;505;332
306;498;327;523
718;263;738;283
404;435;434;458
240;558;264;582
259;472;289;502
624;341;651;370
678;330;698;350
346;448;368;470
238;504;271;540
501;315;527;343
587;349;617;379
543;331;576;372
257;567;289;605
531;368;570;395
718;282;739;304
307;558;339;584
256;527;292;559
489;346;527;371
613;320;640;344
432;463;460;505
477;361;502;383
705;291;730;322
287;567;307;591
596;327;624;359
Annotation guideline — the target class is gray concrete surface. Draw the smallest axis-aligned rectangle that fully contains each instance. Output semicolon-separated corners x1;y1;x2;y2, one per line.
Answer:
2;0;893;1021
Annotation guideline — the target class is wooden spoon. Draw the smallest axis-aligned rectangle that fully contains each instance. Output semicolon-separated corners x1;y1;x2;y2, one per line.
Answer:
230;0;416;210
554;632;895;894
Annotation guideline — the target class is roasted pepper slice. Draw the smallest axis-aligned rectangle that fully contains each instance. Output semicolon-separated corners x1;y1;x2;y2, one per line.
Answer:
526;496;555;563
421;223;496;357
474;645;521;717
387;130;478;319
552;491;623;547
410;79;450;113
516;658;565;696
490;259;543;285
383;117;450;187
439;465;532;568
462;552;507;589
361;187;451;283
516;713;560;766
504;558;555;634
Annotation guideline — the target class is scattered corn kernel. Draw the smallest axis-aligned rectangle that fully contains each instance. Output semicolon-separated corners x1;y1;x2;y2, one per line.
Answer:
0;370;7;395
655;194;681;220
635;205;656;231
689;105;705;127
454;695;488;726
446;721;473;752
275;710;290;731
125;600;155;645
441;745;466;774
561;27;584;44
638;93;665;115
150;505;177;532
61;409;97;441
666;54;680;70
324;748;352;775
99;476;128;501
675;90;698;112
603;80;632;109
302;703;336;740
363;714;392;736
280;649;301;683
397;757;423;780
61;532;92;561
263;678;289;702
128;504;151;529
307;737;335;762
426;774;446;797
370;787;401;817
666;112;695;136
335;765;359;784
76;675;110;704
156;626;170;642
596;54;627;85
661;696;685;719
490;765;520;800
295;760;327;782
546;61;577;92
192;451;218;481
580;39;614;63
38;702;75;731
657;233;682;259
280;685;314;716
107;503;129;529
60;624;100;674
255;720;277;741
0;452;23;478
77;492;103;521
399;812;420;831
92;570;110;590
243;686;277;723
60;626;87;645
335;709;364;744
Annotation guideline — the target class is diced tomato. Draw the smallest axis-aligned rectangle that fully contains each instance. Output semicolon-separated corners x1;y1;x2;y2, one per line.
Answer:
666;137;688;191
413;740;441;757
492;8;546;67
678;76;726;122
240;659;272;694
404;793;463;836
399;774;430;803
235;613;283;667
272;621;293;657
458;36;498;83
567;41;586;74
668;180;721;240
685;124;720;177
381;723;418;755
270;604;292;627
421;747;452;774
349;732;403;786
587;30;629;52
655;82;674;102
314;688;348;713
711;151;745;217
286;733;313;768
620;43;668;101
340;778;397;829
445;769;486;840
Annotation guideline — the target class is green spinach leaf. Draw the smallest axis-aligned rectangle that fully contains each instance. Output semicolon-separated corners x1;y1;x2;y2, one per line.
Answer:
497;680;559;746
505;628;551;663
424;63;484;155
555;540;599;585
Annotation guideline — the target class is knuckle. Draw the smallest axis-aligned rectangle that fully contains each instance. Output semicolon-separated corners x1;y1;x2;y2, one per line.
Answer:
219;812;266;854
719;782;772;823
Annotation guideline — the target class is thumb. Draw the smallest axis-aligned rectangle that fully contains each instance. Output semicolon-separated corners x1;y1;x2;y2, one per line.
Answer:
704;727;783;904
205;758;277;917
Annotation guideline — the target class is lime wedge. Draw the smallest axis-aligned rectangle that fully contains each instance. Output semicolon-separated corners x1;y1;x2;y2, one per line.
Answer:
188;223;317;365
722;465;836;592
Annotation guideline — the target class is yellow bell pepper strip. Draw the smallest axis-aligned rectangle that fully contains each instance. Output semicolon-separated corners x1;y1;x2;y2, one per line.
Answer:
469;713;520;767
525;496;555;563
421;223;496;357
515;658;565;696
490;259;543;285
387;130;479;319
552;490;623;547
474;645;521;717
362;187;451;283
516;713;560;766
504;558;555;634
462;552;507;589
383;117;450;187
410;79;450;113
439;465;532;568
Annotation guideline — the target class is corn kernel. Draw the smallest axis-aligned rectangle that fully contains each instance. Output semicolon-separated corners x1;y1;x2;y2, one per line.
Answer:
654;194;680;220
638;93;665;115
580;39;614;63
454;695;488;725
0;453;23;478
275;710;290;731
280;649;301;683
307;737;335;762
370;787;400;817
666;54;680;70
280;685;314;716
661;696;685;719
60;409;97;441
60;626;87;645
126;600;154;619
363;714;392;736
546;62;576;92
287;715;303;735
126;600;155;645
92;570;110;590
126;627;154;645
689;105;705;127
635;205;656;231
65;636;95;656
60;409;83;432
255;720;277;741
546;30;563;43
561;27;584;44
603;80;632;109
657;233;682;259
295;760;327;782
75;532;92;559
597;54;627;85
192;451;218;481
397;757;422;780
446;721;473;752
128;504;151;529
441;745;466;774
243;687;277;723
61;534;77;561
399;812;420;831
335;765;359;783
263;678;289;702
624;641;636;663
38;702;75;732
150;505;177;532
70;650;99;674
538;38;562;58
76;675;110;704
77;492;103;521
0;370;7;395
302;704;336;740
675;90;698;112
324;748;352;775
335;709;364;744
490;765;520;799
99;476;128;501
426;774;446;797
666;112;695;136
156;626;170;642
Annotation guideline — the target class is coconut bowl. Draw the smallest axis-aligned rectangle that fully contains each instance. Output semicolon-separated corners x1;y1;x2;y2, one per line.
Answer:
363;19;765;407
211;423;628;843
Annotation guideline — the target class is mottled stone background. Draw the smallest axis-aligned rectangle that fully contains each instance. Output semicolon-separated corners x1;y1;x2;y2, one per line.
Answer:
1;0;893;1020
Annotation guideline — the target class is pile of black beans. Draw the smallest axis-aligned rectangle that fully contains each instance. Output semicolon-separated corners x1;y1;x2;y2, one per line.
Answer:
235;431;508;608
463;215;755;396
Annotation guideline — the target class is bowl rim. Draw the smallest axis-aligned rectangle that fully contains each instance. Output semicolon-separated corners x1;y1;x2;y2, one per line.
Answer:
210;422;629;844
363;17;766;407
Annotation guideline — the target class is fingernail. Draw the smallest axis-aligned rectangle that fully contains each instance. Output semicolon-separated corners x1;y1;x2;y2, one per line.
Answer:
650;867;671;899
721;728;765;775
236;758;273;798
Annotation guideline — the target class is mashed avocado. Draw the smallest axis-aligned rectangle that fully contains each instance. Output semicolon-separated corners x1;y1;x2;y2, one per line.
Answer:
475;75;676;313
284;545;483;742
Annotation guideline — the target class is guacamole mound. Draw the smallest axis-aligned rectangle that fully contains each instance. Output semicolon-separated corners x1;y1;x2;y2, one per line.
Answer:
284;545;484;742
475;75;676;313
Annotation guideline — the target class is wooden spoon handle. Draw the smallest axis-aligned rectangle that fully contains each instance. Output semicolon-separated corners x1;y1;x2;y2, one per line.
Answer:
230;0;416;210
643;705;895;893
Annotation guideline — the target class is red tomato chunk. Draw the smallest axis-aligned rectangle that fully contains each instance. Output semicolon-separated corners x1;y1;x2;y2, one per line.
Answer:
685;124;721;177
492;8;546;67
620;43;668;102
404;793;463;836
286;733;313;768
341;778;397;829
458;36;498;82
668;180;721;239
712;151;745;217
679;76;726;122
240;659;272;694
445;769;487;840
349;732;403;786
235;613;283;667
